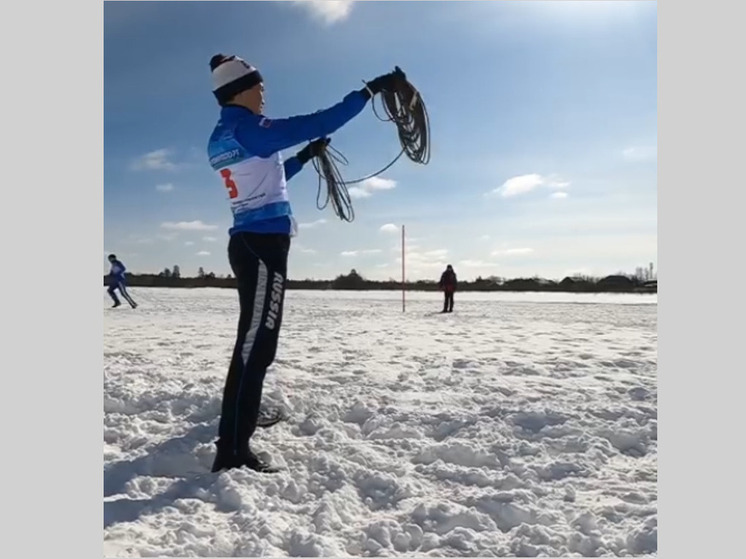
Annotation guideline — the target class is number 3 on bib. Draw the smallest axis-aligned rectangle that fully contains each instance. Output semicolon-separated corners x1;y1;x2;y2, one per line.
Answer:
220;169;238;199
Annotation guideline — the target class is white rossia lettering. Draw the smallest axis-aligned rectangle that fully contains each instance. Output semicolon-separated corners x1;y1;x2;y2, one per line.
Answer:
209;148;241;167
264;272;284;329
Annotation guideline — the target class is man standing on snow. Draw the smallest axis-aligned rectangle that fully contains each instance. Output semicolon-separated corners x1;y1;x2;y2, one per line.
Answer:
439;264;457;313
206;53;401;473
106;254;137;309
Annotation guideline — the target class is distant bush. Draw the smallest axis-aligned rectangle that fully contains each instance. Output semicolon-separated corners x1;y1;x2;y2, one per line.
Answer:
104;269;656;294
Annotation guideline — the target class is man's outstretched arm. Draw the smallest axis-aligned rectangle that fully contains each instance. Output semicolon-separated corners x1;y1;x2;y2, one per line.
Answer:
236;90;368;158
235;68;400;157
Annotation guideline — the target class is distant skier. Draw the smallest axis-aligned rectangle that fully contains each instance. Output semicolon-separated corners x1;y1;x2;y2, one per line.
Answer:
439;264;457;313
107;254;137;309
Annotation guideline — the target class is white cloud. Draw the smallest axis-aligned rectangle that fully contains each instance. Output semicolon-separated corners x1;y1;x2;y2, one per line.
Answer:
293;242;317;254
489;174;571;198
202;236;219;242
380;223;400;234
298;218;327;229
480;235;491;241
363;177;396;191
341;249;382;257
491;247;535;257
130;148;178;171
347;187;372;199
348;177;397;199
185;241;195;246
551;192;569;199
547;179;570;189
394;247;450;270
498;174;544;197
422;249;449;259
291;0;355;24
161;220;219;231
155;183;175;192
622;145;657;162
196;251;211;256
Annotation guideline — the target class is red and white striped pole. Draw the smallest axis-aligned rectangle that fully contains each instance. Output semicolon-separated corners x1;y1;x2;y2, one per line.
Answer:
401;224;406;312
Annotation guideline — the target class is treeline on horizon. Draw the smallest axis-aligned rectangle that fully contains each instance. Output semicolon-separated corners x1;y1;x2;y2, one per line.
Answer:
104;267;658;294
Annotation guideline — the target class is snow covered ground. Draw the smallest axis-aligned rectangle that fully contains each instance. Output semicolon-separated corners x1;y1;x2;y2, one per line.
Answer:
104;288;657;557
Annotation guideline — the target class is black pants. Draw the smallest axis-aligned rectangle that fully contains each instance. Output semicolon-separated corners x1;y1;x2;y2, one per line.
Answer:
108;281;137;307
217;232;290;456
443;290;454;312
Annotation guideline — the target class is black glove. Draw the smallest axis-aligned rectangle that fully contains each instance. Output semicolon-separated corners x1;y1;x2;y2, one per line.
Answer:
296;137;330;164
363;66;406;97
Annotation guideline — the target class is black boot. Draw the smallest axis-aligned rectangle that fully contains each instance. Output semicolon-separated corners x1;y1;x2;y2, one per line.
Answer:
211;443;280;474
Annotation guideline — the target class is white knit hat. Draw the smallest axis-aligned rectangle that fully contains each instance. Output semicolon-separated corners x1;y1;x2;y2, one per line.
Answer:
209;54;263;104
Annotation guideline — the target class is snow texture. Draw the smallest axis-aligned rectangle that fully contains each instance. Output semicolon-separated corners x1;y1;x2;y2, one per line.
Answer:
104;288;657;557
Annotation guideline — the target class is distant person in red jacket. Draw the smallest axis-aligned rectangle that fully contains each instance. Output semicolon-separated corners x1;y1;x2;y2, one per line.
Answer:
439;264;457;313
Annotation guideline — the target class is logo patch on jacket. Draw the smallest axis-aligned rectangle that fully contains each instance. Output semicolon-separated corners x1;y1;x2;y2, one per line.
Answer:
259;118;272;128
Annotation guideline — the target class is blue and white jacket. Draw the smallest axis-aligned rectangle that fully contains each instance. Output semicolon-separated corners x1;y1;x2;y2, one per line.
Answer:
207;90;369;236
109;260;126;284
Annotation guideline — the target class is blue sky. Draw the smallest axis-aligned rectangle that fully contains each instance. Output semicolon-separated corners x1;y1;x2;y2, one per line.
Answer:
104;0;657;281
